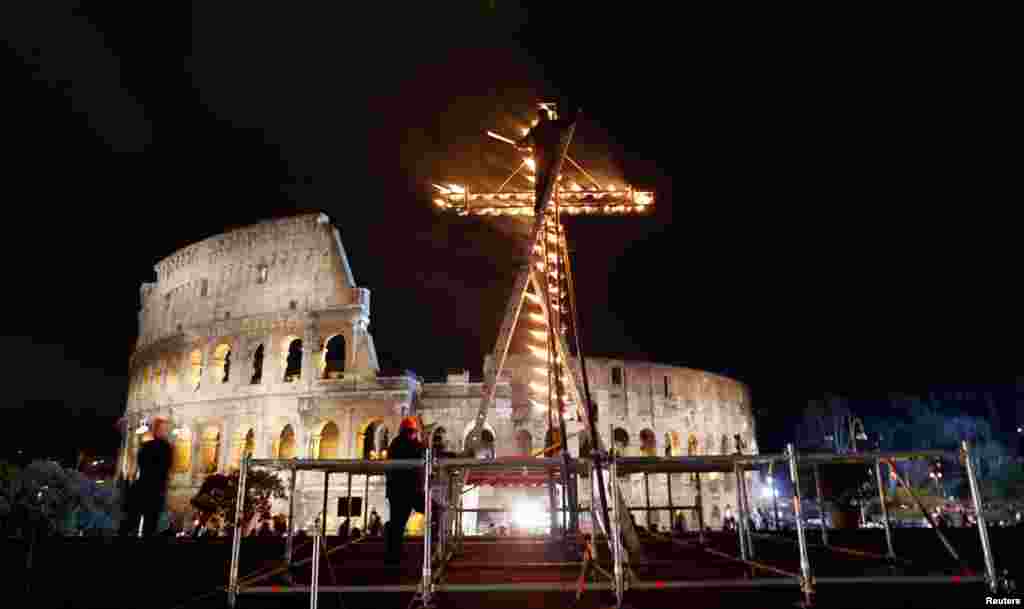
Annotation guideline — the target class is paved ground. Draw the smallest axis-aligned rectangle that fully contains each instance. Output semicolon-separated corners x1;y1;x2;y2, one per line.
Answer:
5;527;1020;608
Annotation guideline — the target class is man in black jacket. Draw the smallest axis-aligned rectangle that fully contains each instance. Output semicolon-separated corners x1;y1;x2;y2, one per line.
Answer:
120;416;173;537
385;416;425;565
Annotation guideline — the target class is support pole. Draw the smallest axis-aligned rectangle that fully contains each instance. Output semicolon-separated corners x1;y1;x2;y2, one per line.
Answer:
666;468;675;534
787;443;814;608
228;453;249;609
884;457;963;566
963;440;998;594
737;464;756;559
420;446;434;606
812;464;829;546
609;437;624;608
874;459;895;559
772;469;780;531
364;474;370;528
346;472;353;531
321;471;329;538
734;464;749;561
310;533;321;609
285;467;298;580
644;472;652;529
695;473;705;545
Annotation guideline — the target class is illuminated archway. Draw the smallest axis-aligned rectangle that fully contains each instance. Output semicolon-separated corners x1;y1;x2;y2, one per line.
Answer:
322;334;346;379
276;424;296;459
189;349;203;390
639;429;656;457
283;337;302;382
319;421;339;459
213;343;232;383
173;428;192;474
200;427;220;474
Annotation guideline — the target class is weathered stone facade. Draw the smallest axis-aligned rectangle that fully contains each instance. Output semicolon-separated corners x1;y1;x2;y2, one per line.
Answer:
119;213;758;534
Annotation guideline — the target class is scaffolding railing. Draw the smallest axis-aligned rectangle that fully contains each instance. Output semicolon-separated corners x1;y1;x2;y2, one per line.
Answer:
226;441;1009;609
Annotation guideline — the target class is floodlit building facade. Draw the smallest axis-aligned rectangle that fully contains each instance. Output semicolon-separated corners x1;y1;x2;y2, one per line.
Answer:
119;213;758;533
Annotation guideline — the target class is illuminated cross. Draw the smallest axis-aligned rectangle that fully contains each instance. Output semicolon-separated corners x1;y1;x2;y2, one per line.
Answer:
434;102;654;542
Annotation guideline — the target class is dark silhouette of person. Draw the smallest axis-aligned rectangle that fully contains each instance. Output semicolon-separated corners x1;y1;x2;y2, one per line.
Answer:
120;416;173;538
385;416;425;565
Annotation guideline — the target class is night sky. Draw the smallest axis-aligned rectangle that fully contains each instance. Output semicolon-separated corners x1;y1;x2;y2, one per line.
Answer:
2;5;1017;462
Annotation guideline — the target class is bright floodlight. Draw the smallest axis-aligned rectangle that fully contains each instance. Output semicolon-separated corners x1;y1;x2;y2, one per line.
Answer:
512;501;547;530
761;486;776;499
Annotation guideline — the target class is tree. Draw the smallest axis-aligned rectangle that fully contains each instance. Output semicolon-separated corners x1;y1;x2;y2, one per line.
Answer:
0;459;120;537
190;469;286;534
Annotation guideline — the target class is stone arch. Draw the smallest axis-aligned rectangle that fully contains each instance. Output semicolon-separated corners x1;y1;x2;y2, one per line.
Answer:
213;343;232;383
276;424;296;459
358;417;388;460
721;433;731;455
283;337;302;382
639;428;657;456
231;427;256;470
578;433;593;469
200;427;221;474
251;344;264;384
478;428;496;459
172;428;192;474
462;421;496;457
431;426;448;451
189;349;203;390
322;334;346;379
704;434;714;455
515;430;533;456
687;433;699;456
612;427;630;455
668;431;682;456
152;364;163;393
318;421;340;459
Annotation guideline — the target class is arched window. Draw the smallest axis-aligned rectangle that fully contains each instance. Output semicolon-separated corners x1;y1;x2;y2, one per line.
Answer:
432;426;448;451
152;366;163;392
639;429;656;457
278;425;296;459
284;339;302;382
243;428;255;459
251;344;264;385
687;433;699;456
478;429;496;459
173;429;192;474
612;428;630;456
189;349;203;391
213;344;232;383
578;432;593;473
363;421;379;460
200;428;220;474
515;430;533;456
323;335;346;379
319;422;339;459
231;427;256;470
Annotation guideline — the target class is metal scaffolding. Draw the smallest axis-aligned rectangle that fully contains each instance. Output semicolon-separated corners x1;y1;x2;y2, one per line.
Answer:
226;440;1010;609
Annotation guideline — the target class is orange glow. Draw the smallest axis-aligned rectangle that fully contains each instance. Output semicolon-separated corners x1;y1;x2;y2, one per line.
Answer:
447;184;465;194
432;184;450;194
529;313;547;324
524;158;536;172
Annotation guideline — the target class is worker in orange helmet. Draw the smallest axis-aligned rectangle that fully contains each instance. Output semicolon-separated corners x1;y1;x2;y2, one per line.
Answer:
384;415;425;565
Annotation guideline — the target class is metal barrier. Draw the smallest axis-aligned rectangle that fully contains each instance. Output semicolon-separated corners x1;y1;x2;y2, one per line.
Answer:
226;441;1008;609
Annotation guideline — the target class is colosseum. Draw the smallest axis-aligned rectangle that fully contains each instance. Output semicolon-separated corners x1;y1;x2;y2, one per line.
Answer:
119;212;760;535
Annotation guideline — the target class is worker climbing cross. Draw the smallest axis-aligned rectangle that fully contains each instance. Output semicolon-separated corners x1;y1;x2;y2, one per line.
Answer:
433;101;654;553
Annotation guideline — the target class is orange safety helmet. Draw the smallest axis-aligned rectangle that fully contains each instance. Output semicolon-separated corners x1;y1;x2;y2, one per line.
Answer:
399;416;420;432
